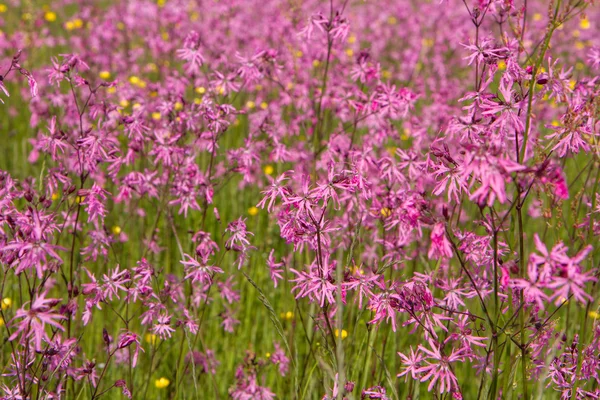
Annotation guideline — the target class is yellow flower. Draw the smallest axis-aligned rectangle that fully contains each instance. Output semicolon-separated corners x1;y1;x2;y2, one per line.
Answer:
569;80;576;90
246;100;256;109
533;13;542;22
195;86;206;95
497;60;506;71
51;193;60;201
387;16;397;25
312;60;321;68
44;11;57;22
157;0;167;7
112;226;122;235
0;317;4;327
263;165;274;175
155;377;170;389
0;4;7;13
152;112;161;121
589;311;600;319
575;41;585;50
260;101;268;110
76;195;85;204
286;82;294;90
194;98;202;105
295;50;303;58
119;99;130;108
265;352;271;358
285;311;294;320
174;101;183;111
580;18;590;30
129;76;141;85
347;35;356;44
107;87;116;94
255;84;263;91
248;206;259;216
1;297;12;310
73;18;83;29
145;333;158;345
65;21;75;30
334;329;348;340
99;71;111;80
345;48;354;57
380;207;392;218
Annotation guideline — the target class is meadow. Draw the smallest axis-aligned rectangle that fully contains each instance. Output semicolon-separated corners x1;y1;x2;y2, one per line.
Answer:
0;0;599;399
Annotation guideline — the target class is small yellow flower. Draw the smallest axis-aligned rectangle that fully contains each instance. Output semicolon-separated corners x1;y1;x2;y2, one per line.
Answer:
145;333;158;345
0;4;7;13
161;32;169;41
533;13;542;22
112;226;122;235
155;377;170;389
190;12;199;21
575;41;585;50
575;62;585;71
248;206;259;216
99;71;111;80
345;48;354;57
569;80;576;90
65;21;75;30
195;86;206;94
285;311;293;320
174;101;183;111
312;60;321;68
194;98;202;105
260;101;268;110
133;103;141;110
421;38;434;48
44;11;57;22
255;84;263;91
580;18;590;30
51;193;60;201
387;16;397;25
382;69;391;79
246;100;256;109
73;18;83;29
129;76;140;85
589;311;600;319
295;50;303;58
286;82;294;90
572;29;580;38
1;298;12;310
152;112;161;121
380;207;392;218
386;146;396;156
347;35;356;44
76;195;85;204
265;352;271;358
119;99;130;108
334;329;348;340
22;12;32;21
157;0;167;7
551;120;560;127
117;22;125;30
0;317;4;327
497;60;506;71
216;85;225;95
263;165;274;175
